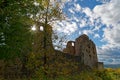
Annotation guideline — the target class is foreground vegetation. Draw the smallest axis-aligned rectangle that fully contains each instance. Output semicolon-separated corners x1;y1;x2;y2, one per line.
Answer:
0;50;120;80
47;68;120;80
0;67;120;80
27;68;120;80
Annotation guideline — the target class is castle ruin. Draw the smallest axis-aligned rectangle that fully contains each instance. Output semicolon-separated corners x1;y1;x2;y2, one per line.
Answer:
63;34;103;69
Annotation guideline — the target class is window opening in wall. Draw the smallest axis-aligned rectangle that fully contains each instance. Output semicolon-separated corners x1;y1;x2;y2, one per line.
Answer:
87;44;90;48
40;26;44;31
72;42;74;46
88;46;90;48
89;55;91;59
86;49;88;52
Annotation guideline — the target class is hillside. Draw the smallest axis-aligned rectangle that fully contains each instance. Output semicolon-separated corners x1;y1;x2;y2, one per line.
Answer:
104;64;120;68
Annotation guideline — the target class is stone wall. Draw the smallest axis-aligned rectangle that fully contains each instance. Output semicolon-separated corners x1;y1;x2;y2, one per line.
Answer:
63;34;103;69
75;34;89;56
33;22;54;53
63;41;75;55
75;34;98;68
97;62;104;69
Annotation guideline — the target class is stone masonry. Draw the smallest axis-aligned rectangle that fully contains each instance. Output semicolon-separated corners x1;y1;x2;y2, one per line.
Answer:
63;34;103;69
63;41;75;55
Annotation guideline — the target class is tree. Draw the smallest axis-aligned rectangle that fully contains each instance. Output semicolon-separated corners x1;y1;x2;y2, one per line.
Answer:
0;0;47;78
31;0;65;74
0;0;43;59
0;0;65;78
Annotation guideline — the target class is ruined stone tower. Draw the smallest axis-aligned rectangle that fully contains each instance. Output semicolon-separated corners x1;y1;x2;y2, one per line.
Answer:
63;34;103;69
63;41;75;55
33;22;54;53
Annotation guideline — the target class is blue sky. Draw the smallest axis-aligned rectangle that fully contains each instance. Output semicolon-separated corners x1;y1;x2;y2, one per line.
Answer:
53;0;120;65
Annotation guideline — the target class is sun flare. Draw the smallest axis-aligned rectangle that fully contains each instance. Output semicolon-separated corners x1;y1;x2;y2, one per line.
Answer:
31;26;36;31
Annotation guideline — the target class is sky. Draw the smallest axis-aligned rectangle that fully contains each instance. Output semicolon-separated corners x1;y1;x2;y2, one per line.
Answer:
53;0;120;65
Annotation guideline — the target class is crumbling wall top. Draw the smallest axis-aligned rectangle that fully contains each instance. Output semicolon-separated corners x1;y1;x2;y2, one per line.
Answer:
76;34;89;42
67;41;75;47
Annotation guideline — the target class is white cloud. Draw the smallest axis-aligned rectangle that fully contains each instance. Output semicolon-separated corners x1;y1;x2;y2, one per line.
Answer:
96;0;110;3
63;21;78;34
78;7;98;28
83;7;93;18
82;29;93;35
93;0;120;54
103;26;120;44
94;34;100;38
74;3;81;12
97;46;120;64
93;26;101;31
53;21;78;35
73;17;79;22
93;0;120;26
68;8;75;14
79;19;87;28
